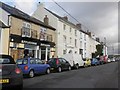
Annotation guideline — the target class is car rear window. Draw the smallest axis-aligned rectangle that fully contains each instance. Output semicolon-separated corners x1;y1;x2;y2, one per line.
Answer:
16;59;28;64
0;58;10;64
48;58;57;62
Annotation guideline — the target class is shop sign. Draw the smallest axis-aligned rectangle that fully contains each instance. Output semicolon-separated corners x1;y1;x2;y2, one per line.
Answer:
22;41;37;45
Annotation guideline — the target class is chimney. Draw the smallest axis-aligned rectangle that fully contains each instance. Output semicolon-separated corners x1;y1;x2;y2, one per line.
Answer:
76;23;81;29
96;37;100;42
44;15;49;25
63;16;68;21
87;30;91;37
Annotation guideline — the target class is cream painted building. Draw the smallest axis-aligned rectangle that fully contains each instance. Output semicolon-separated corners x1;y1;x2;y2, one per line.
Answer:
32;3;101;58
0;2;56;61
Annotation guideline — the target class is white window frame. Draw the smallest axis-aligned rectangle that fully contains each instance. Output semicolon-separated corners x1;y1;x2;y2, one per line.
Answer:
22;22;31;37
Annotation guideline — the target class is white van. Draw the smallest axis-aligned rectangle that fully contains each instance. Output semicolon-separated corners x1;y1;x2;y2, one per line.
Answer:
62;52;84;69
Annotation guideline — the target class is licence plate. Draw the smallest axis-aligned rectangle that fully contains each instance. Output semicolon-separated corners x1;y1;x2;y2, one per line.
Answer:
0;79;9;84
51;68;54;70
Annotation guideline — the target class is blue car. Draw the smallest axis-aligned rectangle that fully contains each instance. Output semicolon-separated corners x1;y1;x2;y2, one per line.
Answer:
91;58;100;66
16;58;50;78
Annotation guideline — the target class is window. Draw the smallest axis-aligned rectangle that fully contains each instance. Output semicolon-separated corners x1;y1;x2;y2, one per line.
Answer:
63;35;66;43
22;22;31;37
36;59;43;64
40;28;47;40
75;30;77;36
62;59;67;63
75;39;77;47
0;58;10;64
84;34;86;40
80;32;82;39
80;41;82;48
70;37;72;44
16;59;28;64
30;59;36;64
84;43;86;50
63;24;66;30
63;50;66;55
70;27;72;32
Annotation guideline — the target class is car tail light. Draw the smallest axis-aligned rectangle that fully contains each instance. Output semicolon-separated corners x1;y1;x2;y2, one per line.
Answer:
24;66;28;70
56;59;59;65
15;68;21;74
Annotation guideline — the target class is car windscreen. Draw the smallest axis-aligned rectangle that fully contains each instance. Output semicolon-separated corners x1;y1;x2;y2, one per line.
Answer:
16;59;28;64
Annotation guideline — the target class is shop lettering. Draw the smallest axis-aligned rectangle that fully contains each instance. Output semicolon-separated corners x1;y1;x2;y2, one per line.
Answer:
23;41;37;45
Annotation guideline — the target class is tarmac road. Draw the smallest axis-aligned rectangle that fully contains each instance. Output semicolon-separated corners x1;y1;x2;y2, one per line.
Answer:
23;61;119;89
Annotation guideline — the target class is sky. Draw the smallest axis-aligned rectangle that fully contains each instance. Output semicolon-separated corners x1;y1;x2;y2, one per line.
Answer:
0;0;119;55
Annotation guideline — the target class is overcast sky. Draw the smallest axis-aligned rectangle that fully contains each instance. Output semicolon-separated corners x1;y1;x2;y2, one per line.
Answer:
0;0;119;55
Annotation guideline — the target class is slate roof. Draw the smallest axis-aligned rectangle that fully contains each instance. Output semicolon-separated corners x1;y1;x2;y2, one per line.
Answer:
45;8;88;34
0;20;9;28
0;2;55;30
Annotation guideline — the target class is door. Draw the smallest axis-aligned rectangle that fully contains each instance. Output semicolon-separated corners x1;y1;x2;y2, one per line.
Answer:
35;59;46;73
29;59;38;74
62;58;69;70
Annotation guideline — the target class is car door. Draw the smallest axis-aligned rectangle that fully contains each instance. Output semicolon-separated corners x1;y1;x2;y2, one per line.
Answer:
36;59;46;73
62;58;69;70
30;58;38;74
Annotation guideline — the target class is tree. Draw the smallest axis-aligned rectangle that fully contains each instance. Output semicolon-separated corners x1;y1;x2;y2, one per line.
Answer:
92;44;103;58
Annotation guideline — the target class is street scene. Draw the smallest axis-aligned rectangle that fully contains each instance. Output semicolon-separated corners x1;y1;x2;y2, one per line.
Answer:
0;0;119;90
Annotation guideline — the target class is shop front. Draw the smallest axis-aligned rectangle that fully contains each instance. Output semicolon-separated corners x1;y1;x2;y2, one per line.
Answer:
9;34;56;61
9;34;40;61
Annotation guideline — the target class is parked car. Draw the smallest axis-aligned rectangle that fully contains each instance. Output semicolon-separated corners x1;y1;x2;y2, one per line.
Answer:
91;58;100;66
0;54;23;90
100;55;108;64
107;58;111;63
110;57;115;62
62;51;84;69
16;58;50;78
48;58;71;72
83;58;91;67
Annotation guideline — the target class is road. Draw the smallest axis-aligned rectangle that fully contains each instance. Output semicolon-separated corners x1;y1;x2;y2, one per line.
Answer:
23;61;119;89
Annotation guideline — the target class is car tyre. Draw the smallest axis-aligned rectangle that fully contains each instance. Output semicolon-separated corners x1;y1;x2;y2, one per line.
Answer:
46;68;50;74
58;67;62;72
83;63;86;68
75;64;79;69
68;66;71;71
29;70;34;78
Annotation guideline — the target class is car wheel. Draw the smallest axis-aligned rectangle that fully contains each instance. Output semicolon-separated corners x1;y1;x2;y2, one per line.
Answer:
83;63;86;68
68;66;71;71
46;68;50;74
75;64;79;69
58;67;62;72
95;63;97;66
29;70;34;78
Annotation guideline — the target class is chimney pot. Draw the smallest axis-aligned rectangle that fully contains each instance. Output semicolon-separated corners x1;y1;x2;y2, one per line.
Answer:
44;15;49;25
76;23;81;29
63;16;68;21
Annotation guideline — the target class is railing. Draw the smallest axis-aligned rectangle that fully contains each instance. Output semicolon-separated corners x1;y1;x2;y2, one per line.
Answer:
21;27;31;38
31;29;37;39
21;27;37;39
40;33;53;42
21;27;53;42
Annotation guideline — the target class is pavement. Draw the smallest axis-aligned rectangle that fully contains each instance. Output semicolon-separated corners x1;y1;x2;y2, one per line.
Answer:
23;61;119;89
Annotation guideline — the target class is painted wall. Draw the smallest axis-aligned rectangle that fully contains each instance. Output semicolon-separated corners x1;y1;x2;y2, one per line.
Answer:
0;28;9;54
0;8;10;26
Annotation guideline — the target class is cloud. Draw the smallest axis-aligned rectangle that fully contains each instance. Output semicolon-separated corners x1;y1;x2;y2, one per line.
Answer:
13;0;38;15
